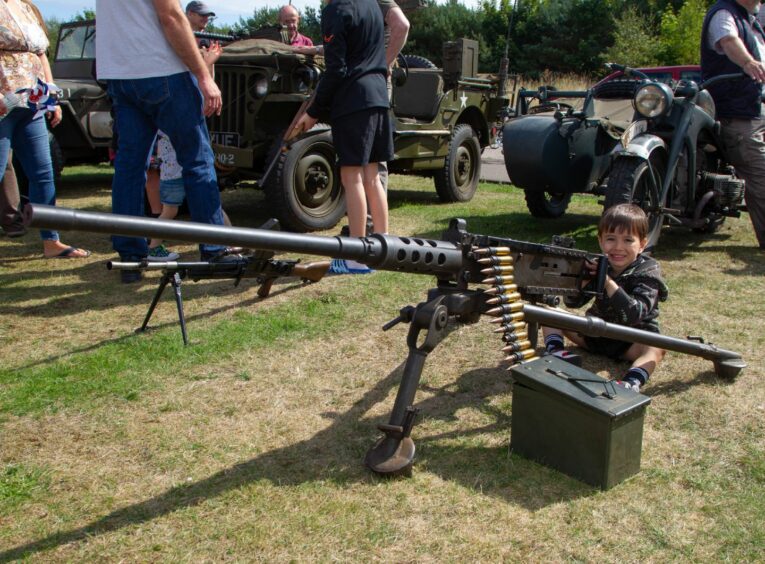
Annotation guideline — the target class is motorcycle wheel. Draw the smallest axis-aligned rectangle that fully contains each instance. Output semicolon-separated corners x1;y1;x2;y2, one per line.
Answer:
434;124;481;203
523;190;572;218
604;152;667;252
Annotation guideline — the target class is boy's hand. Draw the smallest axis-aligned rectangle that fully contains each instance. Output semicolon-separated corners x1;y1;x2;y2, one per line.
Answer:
581;258;599;287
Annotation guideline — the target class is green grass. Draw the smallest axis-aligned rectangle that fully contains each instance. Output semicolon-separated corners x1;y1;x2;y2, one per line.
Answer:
0;166;763;561
0;292;351;417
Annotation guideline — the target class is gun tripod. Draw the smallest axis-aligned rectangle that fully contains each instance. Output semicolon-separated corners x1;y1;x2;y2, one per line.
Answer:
137;269;192;345
365;245;540;476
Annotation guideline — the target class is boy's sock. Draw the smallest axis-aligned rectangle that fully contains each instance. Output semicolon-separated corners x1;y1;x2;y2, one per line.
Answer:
544;334;565;353
621;367;650;390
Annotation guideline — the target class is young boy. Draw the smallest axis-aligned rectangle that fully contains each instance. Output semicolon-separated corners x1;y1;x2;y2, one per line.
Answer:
543;204;669;392
293;0;392;274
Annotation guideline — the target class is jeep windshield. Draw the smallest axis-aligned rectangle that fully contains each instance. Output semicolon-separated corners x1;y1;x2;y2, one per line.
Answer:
56;22;95;61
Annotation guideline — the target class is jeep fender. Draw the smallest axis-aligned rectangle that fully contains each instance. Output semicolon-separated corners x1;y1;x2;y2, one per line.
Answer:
617;133;667;161
456;106;489;147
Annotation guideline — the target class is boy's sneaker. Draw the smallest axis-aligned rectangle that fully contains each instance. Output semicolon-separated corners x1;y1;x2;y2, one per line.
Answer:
549;349;582;367
147;244;180;262
328;258;374;275
616;378;641;393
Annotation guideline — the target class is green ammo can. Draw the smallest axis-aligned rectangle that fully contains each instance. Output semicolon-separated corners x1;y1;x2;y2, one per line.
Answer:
509;356;651;490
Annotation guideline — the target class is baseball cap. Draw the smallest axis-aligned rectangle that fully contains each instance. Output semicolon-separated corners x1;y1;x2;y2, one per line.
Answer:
186;1;216;16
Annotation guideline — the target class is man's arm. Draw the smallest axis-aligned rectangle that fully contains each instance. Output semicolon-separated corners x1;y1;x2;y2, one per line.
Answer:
385;6;409;68
152;0;221;115
719;34;765;82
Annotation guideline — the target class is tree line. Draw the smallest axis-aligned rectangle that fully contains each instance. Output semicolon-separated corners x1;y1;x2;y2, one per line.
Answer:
232;0;713;77
45;0;713;79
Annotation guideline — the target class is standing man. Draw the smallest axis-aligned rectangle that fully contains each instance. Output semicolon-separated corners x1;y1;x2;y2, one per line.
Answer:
378;1;410;79
701;0;765;250
279;4;315;48
96;0;228;283
374;0;409;192
185;1;215;34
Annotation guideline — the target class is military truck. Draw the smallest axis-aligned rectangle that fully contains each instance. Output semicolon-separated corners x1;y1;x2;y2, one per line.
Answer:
210;37;511;232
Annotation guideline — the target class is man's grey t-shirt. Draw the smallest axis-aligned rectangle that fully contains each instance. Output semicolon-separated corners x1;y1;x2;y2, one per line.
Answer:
95;0;187;79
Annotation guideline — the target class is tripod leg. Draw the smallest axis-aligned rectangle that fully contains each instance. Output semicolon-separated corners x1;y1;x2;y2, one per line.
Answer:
169;272;189;345
365;296;449;477
138;273;171;334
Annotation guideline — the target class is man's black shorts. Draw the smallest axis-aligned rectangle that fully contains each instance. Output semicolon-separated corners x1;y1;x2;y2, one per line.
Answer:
332;107;393;167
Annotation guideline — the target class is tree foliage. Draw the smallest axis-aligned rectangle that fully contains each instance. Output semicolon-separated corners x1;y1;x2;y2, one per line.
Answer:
606;6;662;67
658;0;711;65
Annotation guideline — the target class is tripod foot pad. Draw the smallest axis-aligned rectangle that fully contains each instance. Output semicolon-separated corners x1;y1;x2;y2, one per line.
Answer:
364;436;415;477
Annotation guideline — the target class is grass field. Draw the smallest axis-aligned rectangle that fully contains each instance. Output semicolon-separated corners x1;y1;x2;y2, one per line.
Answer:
1;166;763;561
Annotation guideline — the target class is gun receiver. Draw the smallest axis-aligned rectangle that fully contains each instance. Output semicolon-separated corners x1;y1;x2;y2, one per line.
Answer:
24;204;746;476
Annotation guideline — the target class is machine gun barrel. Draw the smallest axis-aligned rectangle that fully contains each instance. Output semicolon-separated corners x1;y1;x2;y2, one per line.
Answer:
193;30;238;43
523;304;745;379
24;205;468;278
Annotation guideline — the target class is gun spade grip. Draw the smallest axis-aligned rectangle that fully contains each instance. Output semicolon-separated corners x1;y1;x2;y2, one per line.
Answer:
595;255;608;297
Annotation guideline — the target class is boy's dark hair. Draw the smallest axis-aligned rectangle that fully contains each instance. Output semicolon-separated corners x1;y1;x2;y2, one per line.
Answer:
598;204;648;240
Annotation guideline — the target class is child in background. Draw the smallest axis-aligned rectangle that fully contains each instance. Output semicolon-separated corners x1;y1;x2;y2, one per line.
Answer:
147;131;234;261
146;130;182;261
542;204;669;392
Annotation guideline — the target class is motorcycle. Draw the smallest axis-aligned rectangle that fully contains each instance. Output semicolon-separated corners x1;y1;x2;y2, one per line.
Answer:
503;64;747;251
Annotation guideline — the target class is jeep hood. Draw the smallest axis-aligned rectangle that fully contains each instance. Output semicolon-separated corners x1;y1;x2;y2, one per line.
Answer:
220;39;321;64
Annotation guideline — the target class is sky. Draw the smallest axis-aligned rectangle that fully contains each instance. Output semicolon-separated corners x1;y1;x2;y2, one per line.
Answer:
37;0;483;27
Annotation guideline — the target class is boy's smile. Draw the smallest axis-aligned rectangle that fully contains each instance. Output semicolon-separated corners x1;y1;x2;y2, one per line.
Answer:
599;228;647;274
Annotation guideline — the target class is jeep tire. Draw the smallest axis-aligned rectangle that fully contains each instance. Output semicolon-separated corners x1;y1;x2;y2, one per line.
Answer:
266;129;346;232
402;55;437;69
14;131;64;197
434;124;481;203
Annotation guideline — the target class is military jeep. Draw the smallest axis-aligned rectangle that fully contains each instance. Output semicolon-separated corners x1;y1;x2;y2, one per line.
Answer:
49;19;112;170
210;37;510;232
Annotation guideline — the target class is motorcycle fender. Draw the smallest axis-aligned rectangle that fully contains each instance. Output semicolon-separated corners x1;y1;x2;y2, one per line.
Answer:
617;134;667;161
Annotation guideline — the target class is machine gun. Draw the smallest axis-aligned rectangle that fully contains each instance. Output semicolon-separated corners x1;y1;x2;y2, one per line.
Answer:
107;251;330;345
193;30;240;44
193;25;290;46
24;205;746;476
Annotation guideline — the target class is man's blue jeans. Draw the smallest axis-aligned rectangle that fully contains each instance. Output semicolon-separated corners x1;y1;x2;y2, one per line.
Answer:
107;72;225;259
0;108;58;241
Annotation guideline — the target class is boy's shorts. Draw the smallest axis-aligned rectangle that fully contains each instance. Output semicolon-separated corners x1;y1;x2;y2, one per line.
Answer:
159;177;185;207
332;107;393;167
583;336;632;360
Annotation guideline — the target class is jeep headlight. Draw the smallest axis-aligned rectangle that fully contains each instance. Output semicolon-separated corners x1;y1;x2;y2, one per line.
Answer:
248;74;269;99
294;65;320;93
633;82;673;118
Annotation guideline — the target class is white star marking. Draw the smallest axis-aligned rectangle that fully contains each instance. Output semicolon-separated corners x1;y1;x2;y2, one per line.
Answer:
460;93;468;108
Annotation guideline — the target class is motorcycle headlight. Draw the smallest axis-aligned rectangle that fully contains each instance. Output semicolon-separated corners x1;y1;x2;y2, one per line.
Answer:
696;89;716;119
633;82;673;118
248;74;269;99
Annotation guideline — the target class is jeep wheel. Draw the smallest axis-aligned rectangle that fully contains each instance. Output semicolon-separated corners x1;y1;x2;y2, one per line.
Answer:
523;190;572;218
434;124;481;202
402;55;437;69
14;131;64;197
266;130;346;232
